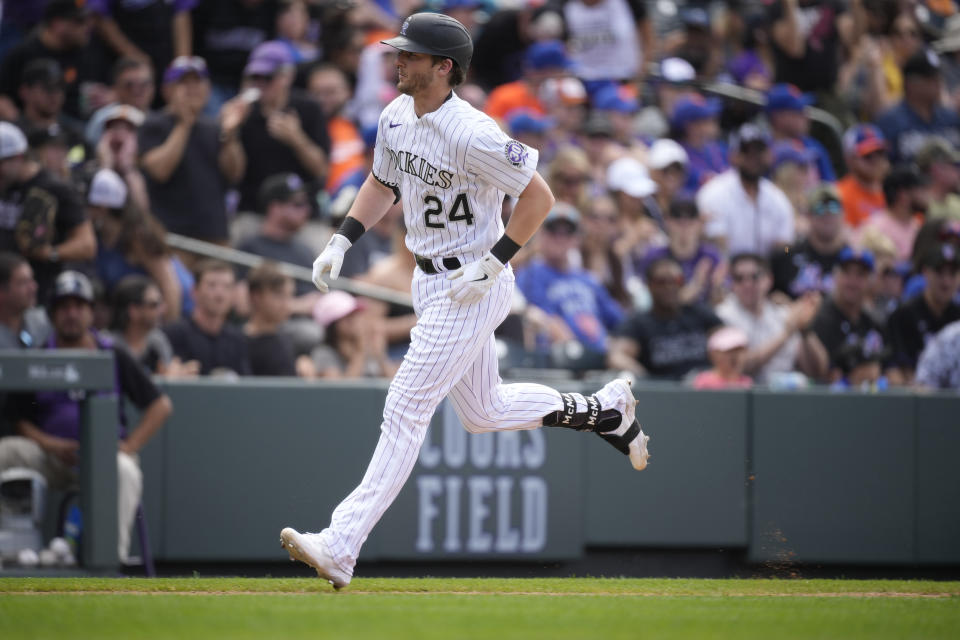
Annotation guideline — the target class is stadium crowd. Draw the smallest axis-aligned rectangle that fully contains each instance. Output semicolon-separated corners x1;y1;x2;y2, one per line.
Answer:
0;0;959;392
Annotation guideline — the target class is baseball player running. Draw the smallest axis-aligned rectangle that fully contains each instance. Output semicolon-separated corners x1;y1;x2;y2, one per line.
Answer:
280;12;649;589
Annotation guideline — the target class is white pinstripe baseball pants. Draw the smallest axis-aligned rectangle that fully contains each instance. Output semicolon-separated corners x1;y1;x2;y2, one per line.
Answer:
320;266;564;574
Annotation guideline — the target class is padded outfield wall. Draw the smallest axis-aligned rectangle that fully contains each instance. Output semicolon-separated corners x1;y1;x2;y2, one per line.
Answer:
133;380;960;566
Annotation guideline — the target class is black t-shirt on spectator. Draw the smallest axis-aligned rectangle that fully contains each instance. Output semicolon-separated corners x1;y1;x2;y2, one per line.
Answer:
471;9;528;92
887;295;960;371
237;92;330;212
0;169;87;302
95;0;184;79
812;297;888;371
164;316;252;376
138;111;230;241
247;332;297;376
771;239;847;299
615;304;723;379
192;0;278;89
236;234;316;296
0;33;99;118
767;0;845;93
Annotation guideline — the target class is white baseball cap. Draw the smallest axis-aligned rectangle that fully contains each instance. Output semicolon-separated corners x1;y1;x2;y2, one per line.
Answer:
84;102;145;147
606;156;657;198
0;121;28;160
647;138;689;170
88;168;128;208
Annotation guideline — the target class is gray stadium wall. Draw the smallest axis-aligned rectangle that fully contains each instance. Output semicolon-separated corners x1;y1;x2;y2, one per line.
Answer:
133;380;959;566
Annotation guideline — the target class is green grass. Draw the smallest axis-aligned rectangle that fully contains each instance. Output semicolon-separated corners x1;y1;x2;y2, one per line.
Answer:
1;578;957;640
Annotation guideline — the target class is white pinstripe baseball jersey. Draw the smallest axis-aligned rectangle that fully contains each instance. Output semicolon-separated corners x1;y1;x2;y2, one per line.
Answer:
372;92;539;260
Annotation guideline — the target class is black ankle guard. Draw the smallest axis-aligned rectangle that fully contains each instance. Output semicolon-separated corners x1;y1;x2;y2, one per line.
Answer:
543;393;622;433
596;420;640;455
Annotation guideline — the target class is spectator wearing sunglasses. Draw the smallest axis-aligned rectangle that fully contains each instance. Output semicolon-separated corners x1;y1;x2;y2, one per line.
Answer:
236;41;330;217
109;274;193;377
771;185;851;299
608;256;722;380
716;252;827;384
856;165;926;263
811;247;890;382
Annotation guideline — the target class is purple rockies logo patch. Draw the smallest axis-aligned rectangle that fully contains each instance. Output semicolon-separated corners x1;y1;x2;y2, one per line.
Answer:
504;140;528;168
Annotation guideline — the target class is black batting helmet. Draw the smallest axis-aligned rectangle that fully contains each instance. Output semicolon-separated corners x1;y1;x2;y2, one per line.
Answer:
381;13;473;72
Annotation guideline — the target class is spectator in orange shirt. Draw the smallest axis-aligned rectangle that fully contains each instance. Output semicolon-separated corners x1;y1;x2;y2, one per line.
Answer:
307;62;366;198
484;40;572;124
837;124;890;228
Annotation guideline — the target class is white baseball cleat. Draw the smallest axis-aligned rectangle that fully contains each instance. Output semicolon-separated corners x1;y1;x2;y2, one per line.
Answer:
280;527;351;589
594;378;651;471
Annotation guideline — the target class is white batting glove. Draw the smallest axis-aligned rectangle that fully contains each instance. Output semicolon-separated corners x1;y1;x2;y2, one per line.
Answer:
311;234;352;292
446;253;504;305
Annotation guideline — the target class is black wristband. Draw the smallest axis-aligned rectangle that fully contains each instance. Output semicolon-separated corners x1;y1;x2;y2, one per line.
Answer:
337;216;367;243
490;234;522;265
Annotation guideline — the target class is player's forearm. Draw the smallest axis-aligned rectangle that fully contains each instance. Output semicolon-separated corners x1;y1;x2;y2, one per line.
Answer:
172;11;193;57
502;172;555;246
218;137;246;184
123;395;172;454
56;222;97;261
291;134;328;179
342;174;397;231
94;16;148;60
796;333;829;381
744;330;793;375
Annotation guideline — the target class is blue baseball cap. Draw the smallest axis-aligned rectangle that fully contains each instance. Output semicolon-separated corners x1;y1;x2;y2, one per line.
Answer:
163;56;209;84
438;0;480;9
842;124;888;157
592;83;639;113
765;83;814;113
507;109;554;136
670;94;722;130
837;246;876;272
771;140;814;170
525;40;571;71
680;6;710;28
244;40;295;76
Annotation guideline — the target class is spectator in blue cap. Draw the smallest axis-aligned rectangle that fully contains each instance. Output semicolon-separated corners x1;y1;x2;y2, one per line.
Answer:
770;184;851;300
139;56;247;248
437;0;483;34
698;122;795;257
875;48;960;165
671;93;728;192
591;82;643;150
837;124;890;229
485;40;572;124
236;40;331;217
766;83;836;182
812;246;890;382
507;108;554;158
